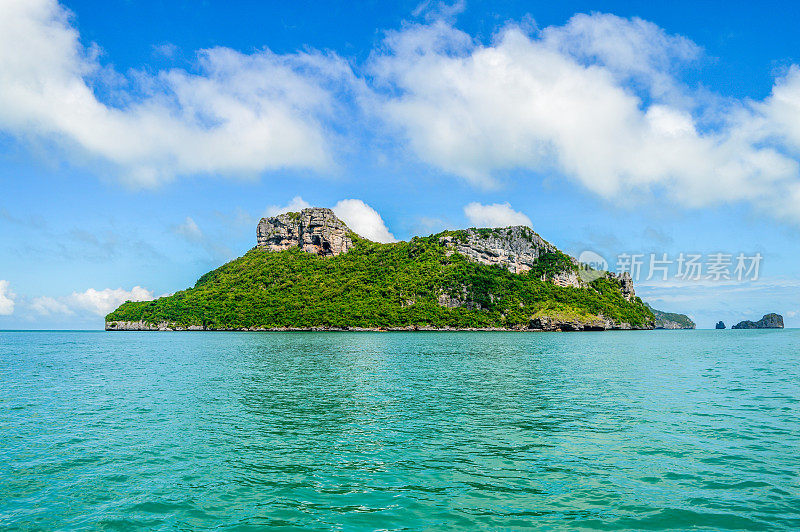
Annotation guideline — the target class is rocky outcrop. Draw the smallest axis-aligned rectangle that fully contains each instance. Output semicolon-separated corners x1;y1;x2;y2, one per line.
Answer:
715;321;726;330
439;227;560;274
732;313;784;329
526;314;644;331
615;272;636;301
106;320;205;331
257;208;354;257
436;227;639;298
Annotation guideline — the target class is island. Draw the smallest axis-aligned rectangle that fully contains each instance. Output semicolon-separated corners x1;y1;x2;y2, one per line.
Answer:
716;321;726;329
646;304;696;329
106;207;664;332
731;313;784;329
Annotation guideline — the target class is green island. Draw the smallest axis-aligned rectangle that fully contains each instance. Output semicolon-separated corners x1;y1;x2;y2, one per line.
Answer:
106;208;664;331
647;304;697;329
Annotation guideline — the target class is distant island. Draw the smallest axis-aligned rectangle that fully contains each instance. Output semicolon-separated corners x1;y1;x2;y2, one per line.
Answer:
732;313;784;329
646;304;695;329
106;208;677;332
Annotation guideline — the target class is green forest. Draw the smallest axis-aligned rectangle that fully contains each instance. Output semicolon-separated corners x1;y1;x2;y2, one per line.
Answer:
107;232;654;329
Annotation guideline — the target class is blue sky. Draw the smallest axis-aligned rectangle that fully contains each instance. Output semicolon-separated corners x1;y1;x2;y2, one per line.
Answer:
2;0;800;329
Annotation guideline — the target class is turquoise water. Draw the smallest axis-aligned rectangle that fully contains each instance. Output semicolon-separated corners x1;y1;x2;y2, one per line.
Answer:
1;330;799;530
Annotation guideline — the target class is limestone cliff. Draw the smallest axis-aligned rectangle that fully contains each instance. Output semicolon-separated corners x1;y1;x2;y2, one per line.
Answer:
438;227;558;274
257;208;354;257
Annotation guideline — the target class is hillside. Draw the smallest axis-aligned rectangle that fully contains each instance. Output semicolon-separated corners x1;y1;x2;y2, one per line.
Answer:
106;208;655;331
646;304;696;329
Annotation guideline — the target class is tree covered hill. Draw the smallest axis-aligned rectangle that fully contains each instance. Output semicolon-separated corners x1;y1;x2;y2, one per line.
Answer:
106;208;655;331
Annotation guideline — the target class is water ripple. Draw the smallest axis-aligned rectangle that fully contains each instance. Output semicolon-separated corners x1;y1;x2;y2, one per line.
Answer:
1;330;799;530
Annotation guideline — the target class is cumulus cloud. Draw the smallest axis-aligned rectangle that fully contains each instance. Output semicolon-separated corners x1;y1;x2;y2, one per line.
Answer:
265;196;312;216
26;286;154;317
0;280;15;315
540;13;701;101
70;286;154;316
264;196;397;242
0;0;349;186
30;296;73;316
333;199;398;243
369;15;800;222
463;202;532;228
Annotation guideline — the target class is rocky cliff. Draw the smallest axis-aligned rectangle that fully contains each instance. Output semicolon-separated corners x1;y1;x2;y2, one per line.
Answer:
257;208;354;257
732;313;784;329
438;227;557;273
437;227;597;290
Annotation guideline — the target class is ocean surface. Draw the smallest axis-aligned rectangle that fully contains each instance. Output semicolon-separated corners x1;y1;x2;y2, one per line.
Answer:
1;330;799;530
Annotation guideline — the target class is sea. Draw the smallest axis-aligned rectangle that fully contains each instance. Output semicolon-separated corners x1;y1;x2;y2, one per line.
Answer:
1;330;798;530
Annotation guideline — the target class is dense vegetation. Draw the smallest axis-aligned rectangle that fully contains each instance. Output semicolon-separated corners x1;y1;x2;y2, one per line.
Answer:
107;234;654;329
646;304;696;329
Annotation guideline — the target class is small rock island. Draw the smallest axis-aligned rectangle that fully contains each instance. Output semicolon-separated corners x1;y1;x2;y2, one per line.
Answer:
732;313;784;329
106;207;668;332
715;321;726;329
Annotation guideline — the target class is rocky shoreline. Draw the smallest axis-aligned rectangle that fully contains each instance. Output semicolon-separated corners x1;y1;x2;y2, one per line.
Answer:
106;319;650;332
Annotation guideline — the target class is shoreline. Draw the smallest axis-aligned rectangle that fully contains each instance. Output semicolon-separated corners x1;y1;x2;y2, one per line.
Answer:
105;320;653;332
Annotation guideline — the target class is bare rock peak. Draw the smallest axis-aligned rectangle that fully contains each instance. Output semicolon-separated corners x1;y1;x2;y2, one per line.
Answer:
438;226;557;274
257;207;354;257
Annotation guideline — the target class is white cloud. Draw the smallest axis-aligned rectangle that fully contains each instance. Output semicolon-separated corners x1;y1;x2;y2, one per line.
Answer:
463;202;532;228
264;196;397;242
0;0;349;186
0;280;15;315
25;286;155;318
412;0;466;22
369;15;800;222
265;196;312;217
70;286;154;316
30;296;73;316
333;199;398;243
175;216;203;241
152;42;178;59
540;13;701;101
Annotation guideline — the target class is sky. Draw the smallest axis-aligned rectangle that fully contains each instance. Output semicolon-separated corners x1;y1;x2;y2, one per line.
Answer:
1;0;800;329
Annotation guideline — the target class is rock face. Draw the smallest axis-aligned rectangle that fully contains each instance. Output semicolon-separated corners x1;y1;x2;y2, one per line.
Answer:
436;227;639;298
732;313;784;329
715;321;726;329
106;320;205;331
615;272;636;301
527;315;629;332
438;227;558;274
257;208;354;257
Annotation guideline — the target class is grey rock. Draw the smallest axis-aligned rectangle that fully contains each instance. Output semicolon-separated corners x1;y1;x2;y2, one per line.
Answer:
614;272;636;301
526;315;645;331
439;227;559;274
732;313;784;329
436;287;482;310
257;208;354;257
